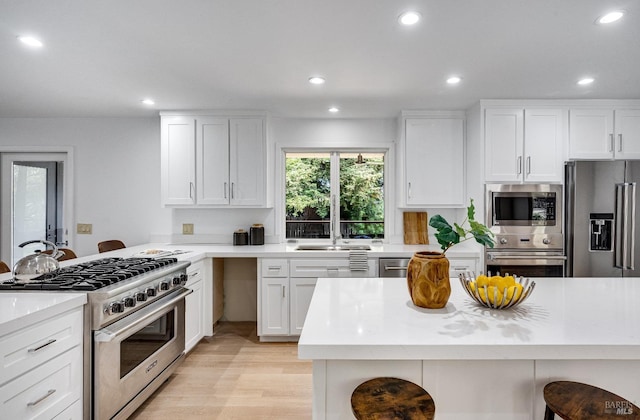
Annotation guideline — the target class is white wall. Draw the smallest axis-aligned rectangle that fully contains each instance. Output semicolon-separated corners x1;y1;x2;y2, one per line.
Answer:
0;117;171;257
0;115;467;259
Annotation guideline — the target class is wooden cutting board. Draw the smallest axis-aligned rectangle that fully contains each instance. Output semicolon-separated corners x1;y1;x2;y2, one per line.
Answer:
403;212;429;244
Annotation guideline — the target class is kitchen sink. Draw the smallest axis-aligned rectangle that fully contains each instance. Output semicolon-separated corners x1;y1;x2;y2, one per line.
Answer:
294;244;371;251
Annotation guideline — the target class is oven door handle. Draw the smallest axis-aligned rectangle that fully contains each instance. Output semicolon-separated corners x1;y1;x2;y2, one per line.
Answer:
94;288;193;343
487;255;567;260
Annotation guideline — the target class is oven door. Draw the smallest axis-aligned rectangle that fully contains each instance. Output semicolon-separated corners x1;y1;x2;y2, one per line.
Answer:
93;287;192;420
486;251;566;277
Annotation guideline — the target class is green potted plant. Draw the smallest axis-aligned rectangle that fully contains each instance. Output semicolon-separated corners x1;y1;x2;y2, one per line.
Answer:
429;198;495;254
406;199;494;309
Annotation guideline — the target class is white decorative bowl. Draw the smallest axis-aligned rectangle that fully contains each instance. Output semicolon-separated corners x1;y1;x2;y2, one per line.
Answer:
458;272;535;309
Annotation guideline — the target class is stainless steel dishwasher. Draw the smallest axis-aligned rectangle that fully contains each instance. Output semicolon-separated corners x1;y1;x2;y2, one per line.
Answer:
378;258;410;277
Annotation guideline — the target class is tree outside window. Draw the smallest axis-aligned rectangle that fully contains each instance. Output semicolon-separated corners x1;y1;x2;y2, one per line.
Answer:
285;152;384;239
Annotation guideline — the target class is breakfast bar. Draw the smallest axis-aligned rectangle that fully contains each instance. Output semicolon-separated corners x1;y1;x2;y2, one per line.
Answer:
298;276;640;419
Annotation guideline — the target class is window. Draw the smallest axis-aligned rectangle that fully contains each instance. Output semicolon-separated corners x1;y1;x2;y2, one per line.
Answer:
285;151;384;240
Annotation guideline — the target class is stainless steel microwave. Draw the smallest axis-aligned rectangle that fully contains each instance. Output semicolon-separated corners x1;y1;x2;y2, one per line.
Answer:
486;184;563;234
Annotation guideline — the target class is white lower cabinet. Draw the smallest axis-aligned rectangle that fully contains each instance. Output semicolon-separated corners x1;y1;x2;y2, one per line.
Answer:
0;346;82;420
185;260;205;353
259;258;375;339
260;277;289;335
0;306;83;420
448;258;478;277
289;277;318;335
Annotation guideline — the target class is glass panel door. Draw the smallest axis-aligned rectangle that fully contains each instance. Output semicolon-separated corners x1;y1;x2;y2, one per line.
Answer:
1;153;67;266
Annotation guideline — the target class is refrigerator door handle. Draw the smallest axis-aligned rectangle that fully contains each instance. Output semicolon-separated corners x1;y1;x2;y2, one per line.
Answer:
629;182;636;270
615;182;636;270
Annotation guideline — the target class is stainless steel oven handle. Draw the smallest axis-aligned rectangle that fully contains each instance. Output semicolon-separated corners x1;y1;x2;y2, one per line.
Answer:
95;288;192;343
487;255;566;260
382;266;408;271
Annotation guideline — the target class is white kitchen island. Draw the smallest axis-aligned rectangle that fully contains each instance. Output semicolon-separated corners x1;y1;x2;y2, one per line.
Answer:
298;276;640;419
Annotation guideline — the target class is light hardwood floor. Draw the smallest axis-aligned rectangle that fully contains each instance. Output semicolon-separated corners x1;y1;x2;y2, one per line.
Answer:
129;322;312;419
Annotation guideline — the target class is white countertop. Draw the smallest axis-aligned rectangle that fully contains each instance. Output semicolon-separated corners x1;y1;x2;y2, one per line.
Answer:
0;241;480;282
0;292;87;337
298;276;640;361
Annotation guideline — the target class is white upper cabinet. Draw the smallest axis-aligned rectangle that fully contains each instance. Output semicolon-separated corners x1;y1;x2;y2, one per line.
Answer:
229;118;265;206
569;109;640;160
197;118;229;205
161;114;267;207
485;108;563;183
161;116;196;205
401;113;465;207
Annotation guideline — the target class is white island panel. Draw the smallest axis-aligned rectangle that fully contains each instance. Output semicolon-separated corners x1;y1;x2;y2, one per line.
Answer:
299;277;640;419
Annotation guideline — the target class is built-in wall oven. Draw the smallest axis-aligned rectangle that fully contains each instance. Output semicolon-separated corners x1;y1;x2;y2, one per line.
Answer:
485;184;566;277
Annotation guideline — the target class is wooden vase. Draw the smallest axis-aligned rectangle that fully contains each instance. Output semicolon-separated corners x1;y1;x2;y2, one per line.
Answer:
406;251;451;309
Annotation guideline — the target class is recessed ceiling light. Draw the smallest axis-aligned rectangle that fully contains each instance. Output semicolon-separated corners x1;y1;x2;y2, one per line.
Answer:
308;76;326;85
446;76;462;85
596;10;625;24
399;11;421;25
141;99;155;105
18;36;43;48
577;78;595;85
328;107;339;113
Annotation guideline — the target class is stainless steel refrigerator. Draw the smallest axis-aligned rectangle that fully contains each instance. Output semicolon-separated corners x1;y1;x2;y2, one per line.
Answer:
565;160;640;277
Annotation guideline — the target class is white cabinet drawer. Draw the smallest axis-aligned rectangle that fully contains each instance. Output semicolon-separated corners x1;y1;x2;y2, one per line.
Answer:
448;258;477;277
186;259;204;279
52;399;81;420
261;259;289;277
290;259;375;277
0;345;82;420
0;307;83;385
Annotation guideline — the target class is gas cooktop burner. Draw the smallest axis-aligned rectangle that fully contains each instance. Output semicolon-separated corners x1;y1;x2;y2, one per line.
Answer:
0;257;179;291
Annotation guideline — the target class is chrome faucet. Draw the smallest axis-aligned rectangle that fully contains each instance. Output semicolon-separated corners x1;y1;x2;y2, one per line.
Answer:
332;234;341;245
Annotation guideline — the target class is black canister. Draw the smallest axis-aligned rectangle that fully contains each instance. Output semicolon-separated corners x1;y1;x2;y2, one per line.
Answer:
250;224;265;245
233;229;249;246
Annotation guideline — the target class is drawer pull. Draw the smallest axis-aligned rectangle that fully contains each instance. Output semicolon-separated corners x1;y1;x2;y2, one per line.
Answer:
189;270;201;278
28;338;57;353
268;266;281;270
27;389;56;406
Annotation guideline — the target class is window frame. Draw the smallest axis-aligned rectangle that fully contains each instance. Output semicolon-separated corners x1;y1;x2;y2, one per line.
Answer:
276;143;395;244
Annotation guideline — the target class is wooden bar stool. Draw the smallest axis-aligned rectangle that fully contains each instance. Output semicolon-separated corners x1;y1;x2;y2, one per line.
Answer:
0;261;10;274
351;377;435;420
42;248;78;261
544;381;640;419
98;240;126;253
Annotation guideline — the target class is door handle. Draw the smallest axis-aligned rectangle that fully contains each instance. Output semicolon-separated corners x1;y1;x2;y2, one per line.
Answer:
619;134;623;152
517;156;523;175
609;134;614;152
224;182;227;199
526;156;531;175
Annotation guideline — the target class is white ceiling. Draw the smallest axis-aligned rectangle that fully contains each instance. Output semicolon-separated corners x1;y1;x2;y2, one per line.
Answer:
1;0;639;118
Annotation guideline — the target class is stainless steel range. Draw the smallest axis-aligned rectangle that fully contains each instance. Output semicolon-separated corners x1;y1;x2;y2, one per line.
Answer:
0;257;192;419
